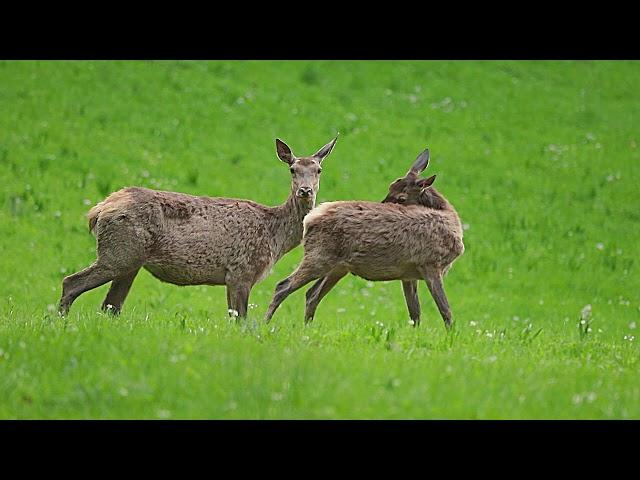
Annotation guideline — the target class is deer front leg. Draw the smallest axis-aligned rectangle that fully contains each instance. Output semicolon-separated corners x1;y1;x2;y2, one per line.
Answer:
401;280;421;327
264;260;329;323
304;268;348;324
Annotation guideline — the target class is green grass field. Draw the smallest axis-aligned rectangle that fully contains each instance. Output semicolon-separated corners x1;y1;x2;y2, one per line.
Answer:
0;60;638;419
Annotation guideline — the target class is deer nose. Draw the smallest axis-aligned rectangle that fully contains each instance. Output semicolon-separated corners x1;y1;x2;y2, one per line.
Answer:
297;187;313;197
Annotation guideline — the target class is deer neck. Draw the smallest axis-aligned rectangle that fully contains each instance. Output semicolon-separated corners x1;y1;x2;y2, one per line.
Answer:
421;187;452;211
269;192;315;261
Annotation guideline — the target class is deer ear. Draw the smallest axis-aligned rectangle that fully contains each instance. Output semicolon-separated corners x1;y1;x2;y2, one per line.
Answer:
276;138;295;165
418;175;436;189
408;148;430;175
313;134;339;163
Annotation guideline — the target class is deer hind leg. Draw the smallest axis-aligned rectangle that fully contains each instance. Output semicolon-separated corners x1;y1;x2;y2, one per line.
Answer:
304;267;348;324
264;259;331;323
60;214;146;317
401;280;421;327
422;269;452;329
59;261;118;316
101;268;140;315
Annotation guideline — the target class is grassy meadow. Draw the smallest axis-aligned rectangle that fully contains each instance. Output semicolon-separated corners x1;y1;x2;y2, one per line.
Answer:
0;60;638;419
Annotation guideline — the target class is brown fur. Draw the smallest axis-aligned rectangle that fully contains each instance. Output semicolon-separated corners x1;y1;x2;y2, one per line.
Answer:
58;136;338;317
265;148;465;328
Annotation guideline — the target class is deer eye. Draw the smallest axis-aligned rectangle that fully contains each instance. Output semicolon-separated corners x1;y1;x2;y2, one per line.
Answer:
289;167;295;174
318;167;322;174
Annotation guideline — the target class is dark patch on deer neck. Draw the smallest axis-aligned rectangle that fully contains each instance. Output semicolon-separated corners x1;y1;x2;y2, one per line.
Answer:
419;187;451;210
269;192;315;260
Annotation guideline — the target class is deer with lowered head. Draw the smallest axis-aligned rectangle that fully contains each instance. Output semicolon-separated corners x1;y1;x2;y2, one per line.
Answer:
264;147;464;328
58;136;338;318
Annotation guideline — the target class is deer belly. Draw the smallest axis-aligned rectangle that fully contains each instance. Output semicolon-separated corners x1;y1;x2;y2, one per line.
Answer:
348;261;422;282
143;263;226;286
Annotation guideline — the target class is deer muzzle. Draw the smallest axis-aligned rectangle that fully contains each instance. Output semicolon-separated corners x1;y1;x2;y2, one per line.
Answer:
297;187;314;198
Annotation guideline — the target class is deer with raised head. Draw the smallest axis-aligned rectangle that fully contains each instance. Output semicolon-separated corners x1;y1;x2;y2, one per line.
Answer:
58;136;338;318
264;147;464;328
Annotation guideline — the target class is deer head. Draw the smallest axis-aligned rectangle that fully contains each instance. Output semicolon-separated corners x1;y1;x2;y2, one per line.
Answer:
276;135;338;206
382;148;437;205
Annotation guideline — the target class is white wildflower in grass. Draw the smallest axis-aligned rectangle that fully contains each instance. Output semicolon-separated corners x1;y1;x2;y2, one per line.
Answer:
248;303;258;310
169;354;186;363
462;223;470;231
156;409;171;419
577;305;594;339
337;308;346;313
271;392;284;401
118;387;129;397
629;322;636;330
47;304;56;313
408;320;415;326
573;392;598;405
623;335;635;342
469;320;477;327
595;242;605;250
